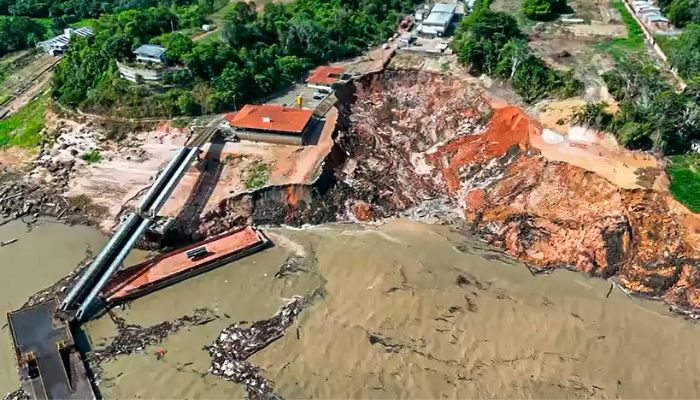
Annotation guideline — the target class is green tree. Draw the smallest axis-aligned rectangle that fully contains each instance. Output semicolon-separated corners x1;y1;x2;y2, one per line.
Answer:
667;0;695;27
160;32;193;64
522;0;554;20
669;24;700;79
276;55;309;83
0;16;47;56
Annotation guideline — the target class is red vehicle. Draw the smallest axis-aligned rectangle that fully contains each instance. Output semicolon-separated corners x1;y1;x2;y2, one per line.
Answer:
399;16;413;30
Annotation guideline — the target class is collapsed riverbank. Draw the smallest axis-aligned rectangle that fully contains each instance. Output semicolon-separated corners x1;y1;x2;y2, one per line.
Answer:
195;68;700;318
1;66;699;322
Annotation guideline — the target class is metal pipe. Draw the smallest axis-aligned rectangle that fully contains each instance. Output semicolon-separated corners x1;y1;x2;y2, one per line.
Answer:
75;217;151;321
146;147;198;218
137;147;189;214
59;213;139;311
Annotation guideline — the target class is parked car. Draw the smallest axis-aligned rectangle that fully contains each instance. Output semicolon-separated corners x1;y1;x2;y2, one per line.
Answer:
313;92;325;100
382;43;390;49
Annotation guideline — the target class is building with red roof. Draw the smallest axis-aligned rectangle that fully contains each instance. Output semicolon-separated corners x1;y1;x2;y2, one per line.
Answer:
223;104;314;145
305;66;347;90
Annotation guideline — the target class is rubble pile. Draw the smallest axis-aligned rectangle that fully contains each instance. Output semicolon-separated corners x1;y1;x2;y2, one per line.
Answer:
93;308;218;362
206;296;305;399
333;70;489;217
2;388;30;400
0;181;88;226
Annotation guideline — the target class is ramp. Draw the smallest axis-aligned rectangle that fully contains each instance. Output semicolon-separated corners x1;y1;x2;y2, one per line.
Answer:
8;300;94;400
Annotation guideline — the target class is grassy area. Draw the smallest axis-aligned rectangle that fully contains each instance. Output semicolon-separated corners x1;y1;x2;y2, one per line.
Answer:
209;0;236;25
0;95;46;148
599;0;645;58
71;18;97;28
80;149;101;163
654;33;678;59
244;160;270;190
668;153;700;213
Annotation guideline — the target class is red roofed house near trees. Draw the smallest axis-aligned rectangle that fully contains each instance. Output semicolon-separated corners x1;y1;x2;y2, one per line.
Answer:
305;66;346;91
224;104;314;146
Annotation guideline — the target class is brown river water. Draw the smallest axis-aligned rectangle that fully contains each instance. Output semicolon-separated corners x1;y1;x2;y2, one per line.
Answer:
2;219;700;398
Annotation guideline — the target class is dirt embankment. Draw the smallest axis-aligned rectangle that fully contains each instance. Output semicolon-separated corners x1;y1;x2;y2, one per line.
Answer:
210;69;700;316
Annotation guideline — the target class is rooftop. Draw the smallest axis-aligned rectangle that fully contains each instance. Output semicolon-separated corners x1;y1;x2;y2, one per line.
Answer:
431;2;458;13
645;13;669;21
134;44;166;58
37;27;93;48
306;65;346;85
225;104;314;134
424;3;457;26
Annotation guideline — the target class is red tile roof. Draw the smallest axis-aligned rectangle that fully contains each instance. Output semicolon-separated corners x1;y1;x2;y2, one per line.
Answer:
224;104;314;134
305;66;346;85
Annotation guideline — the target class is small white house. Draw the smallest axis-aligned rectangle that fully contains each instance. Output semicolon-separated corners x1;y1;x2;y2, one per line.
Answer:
133;44;166;64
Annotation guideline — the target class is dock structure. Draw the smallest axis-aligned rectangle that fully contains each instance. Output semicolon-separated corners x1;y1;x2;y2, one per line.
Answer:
59;128;219;321
7;300;95;400
5;125;278;400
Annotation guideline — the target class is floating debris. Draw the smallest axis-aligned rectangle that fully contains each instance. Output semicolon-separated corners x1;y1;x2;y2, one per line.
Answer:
93;308;219;362
206;296;305;400
1;238;18;246
274;257;307;278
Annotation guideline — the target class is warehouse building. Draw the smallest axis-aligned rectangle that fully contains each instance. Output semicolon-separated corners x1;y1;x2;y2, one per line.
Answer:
224;104;315;146
418;3;457;37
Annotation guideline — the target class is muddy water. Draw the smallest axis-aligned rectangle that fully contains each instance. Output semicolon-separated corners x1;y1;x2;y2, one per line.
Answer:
0;220;107;391
0;219;147;394
85;220;700;399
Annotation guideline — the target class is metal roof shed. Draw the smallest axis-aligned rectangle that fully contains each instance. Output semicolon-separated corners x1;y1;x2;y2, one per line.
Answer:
134;44;167;63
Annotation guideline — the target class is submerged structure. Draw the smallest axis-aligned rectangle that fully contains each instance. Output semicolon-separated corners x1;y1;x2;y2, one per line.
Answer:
7;300;95;399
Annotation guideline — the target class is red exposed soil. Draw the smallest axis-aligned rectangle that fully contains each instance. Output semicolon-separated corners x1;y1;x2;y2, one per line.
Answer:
427;106;537;192
334;69;700;316
199;68;700;316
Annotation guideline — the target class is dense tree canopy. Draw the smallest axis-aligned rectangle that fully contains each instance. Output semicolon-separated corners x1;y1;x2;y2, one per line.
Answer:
52;0;419;117
599;57;700;154
0;16;47;56
452;7;581;102
0;0;196;19
668;24;700;80
657;0;700;27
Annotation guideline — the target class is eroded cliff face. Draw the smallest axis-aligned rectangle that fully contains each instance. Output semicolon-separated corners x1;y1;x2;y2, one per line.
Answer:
200;68;700;314
336;69;700;314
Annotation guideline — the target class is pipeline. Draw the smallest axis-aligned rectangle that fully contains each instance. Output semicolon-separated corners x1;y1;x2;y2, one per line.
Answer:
62;129;215;319
75;217;151;321
137;147;189;214
59;213;139;312
146;147;199;218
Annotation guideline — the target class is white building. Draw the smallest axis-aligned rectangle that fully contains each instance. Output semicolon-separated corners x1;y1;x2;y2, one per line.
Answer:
133;44;166;64
37;27;93;56
117;44;168;82
418;3;457;37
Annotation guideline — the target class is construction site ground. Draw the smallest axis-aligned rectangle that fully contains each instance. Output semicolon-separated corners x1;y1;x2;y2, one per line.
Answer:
159;108;336;218
0;52;57;117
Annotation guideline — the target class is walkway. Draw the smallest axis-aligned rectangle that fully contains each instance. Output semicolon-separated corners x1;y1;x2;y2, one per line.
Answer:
8;300;94;399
